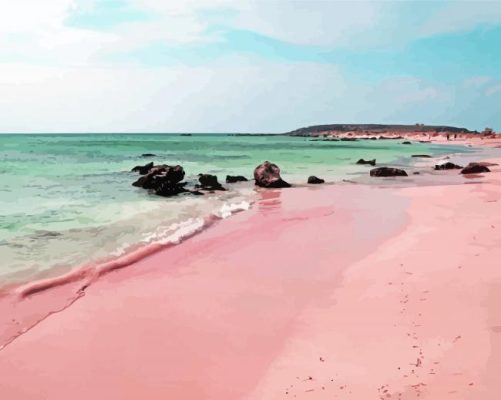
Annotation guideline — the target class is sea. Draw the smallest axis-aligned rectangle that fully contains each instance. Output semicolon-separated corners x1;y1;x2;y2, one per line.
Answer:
0;133;474;285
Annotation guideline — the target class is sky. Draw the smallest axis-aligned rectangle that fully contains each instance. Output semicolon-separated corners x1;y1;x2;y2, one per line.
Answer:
0;0;500;133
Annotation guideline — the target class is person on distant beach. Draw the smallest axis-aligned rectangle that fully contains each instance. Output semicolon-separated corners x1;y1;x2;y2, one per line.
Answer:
447;133;450;141
454;133;457;140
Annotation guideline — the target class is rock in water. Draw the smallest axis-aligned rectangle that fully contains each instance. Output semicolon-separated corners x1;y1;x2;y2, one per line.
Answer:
254;161;291;188
226;175;248;183
132;165;185;190
131;162;154;175
307;176;325;184
356;158;376;166
141;153;156;157
460;163;491;174
155;183;188;197
370;167;408;177
412;154;432;158
434;162;463;170
402;141;412;145
198;174;226;191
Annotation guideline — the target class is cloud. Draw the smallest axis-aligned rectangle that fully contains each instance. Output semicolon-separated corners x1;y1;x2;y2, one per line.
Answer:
485;84;501;96
463;76;492;88
0;59;347;132
419;1;501;38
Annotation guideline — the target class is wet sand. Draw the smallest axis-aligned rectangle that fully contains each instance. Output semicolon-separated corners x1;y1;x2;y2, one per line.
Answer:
1;159;501;399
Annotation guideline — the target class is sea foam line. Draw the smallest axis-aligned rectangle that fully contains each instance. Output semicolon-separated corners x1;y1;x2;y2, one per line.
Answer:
15;200;252;298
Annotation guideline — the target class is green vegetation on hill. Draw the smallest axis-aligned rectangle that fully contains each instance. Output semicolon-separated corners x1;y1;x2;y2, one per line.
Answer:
287;124;475;136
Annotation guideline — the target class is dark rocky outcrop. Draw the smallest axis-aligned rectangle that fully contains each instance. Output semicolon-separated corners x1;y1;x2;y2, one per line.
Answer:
402;141;412;145
340;137;358;141
412;154;432;158
460;163;491;174
356;158;376;166
141;153;156;157
131;162;154;175
226;175;248;183
370;167;408;177
197;174;226;191
132;164;185;191
155;183;189;197
434;162;463;170
307;176;325;184
254;161;291;188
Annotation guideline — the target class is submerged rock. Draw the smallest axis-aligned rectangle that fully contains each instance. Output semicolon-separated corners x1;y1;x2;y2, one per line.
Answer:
460;163;491;174
356;158;376;166
434;162;463;170
412;154;432;158
226;175;248;183
307;176;325;184
254;161;291;188
370;167;408;177
198;174;226;191
402;141;412;145
141;153;156;157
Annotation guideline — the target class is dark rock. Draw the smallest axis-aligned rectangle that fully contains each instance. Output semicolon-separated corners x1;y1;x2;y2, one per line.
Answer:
356;158;376;166
155;183;188;197
307;176;325;184
434;162;463;170
402;141;412;145
226;175;248;183
340;137;358;141
198;174;226;191
141;153;156;157
370;167;408;177
254;161;291;188
131;162;154;175
132;165;185;190
412;154;432;158
460;163;491;174
413;172;421;175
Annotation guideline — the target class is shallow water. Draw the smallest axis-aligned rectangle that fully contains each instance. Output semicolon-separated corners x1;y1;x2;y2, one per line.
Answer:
0;133;471;284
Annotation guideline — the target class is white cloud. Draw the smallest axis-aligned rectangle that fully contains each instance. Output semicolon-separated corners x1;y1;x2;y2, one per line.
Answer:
419;1;501;37
0;0;72;34
0;59;347;132
463;76;492;88
485;84;501;96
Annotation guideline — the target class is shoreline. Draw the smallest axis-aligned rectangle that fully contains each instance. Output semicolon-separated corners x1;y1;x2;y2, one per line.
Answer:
1;141;501;398
0;138;479;292
0;141;495;343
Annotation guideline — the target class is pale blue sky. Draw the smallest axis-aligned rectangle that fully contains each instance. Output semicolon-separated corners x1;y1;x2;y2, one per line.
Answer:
1;0;500;132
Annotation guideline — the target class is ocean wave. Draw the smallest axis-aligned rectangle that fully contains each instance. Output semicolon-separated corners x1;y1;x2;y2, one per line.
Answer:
14;199;253;298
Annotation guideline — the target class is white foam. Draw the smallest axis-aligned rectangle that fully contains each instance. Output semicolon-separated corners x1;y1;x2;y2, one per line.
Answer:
216;201;251;219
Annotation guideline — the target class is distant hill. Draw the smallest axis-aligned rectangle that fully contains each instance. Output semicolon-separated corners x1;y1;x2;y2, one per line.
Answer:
287;124;475;136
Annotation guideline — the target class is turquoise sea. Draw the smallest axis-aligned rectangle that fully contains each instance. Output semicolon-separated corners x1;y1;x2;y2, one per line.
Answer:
0;134;472;284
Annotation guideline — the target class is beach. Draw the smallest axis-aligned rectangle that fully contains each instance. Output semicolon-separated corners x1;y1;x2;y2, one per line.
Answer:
1;138;501;399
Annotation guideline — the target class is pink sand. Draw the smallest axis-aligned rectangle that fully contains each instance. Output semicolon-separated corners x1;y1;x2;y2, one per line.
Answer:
1;162;501;399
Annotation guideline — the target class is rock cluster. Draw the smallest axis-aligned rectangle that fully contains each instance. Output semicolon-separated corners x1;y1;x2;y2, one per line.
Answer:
435;162;463;170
